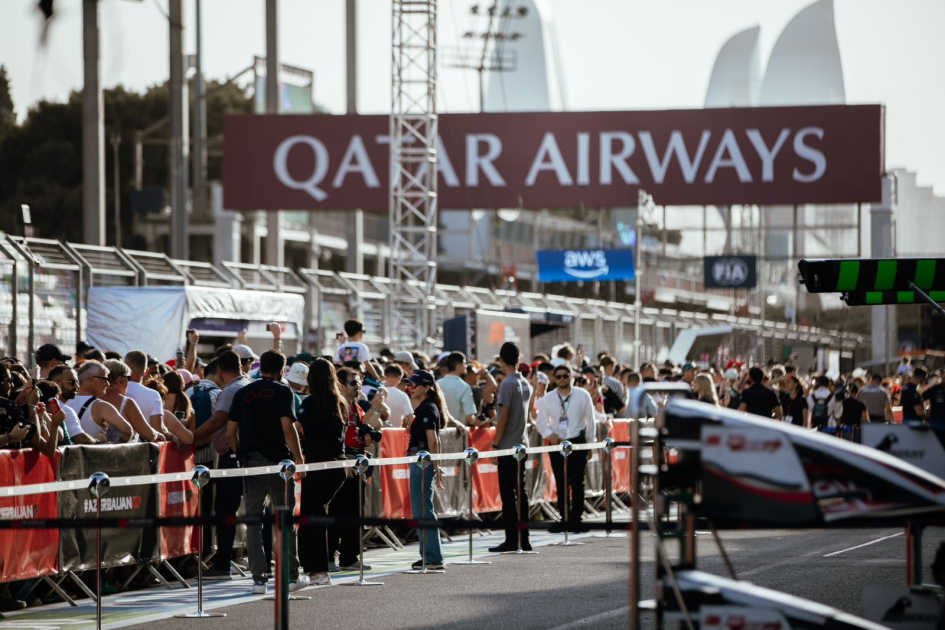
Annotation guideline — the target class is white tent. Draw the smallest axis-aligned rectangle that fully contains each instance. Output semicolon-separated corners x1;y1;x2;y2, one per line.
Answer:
86;286;306;362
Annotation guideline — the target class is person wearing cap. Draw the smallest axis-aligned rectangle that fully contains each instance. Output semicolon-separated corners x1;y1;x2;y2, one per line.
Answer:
232;344;259;376
405;370;445;570
489;342;533;553
35;343;71;379
394;350;419;374
285;362;310;410
680;362;697;386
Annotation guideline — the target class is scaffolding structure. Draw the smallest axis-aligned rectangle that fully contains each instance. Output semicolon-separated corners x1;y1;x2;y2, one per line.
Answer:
389;0;439;352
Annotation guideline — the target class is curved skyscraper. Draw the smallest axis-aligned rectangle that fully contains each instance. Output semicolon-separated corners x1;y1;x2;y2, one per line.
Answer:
704;26;762;108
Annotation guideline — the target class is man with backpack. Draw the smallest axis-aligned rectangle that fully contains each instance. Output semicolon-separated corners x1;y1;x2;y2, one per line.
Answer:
807;375;836;430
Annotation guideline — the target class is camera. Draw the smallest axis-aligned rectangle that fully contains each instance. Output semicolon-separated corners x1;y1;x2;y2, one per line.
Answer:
357;424;382;443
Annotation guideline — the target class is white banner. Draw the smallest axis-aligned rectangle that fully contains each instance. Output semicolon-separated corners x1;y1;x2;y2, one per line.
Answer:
861;424;945;480
862;585;939;630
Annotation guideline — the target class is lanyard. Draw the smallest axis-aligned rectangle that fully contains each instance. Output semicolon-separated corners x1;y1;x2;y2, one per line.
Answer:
557;391;572;427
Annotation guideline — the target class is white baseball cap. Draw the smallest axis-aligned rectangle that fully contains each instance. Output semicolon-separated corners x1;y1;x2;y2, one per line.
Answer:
393;351;418;371
233;344;259;361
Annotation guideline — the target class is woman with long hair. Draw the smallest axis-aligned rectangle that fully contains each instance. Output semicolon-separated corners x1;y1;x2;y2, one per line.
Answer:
143;378;194;444
405;370;445;570
692;373;719;406
163;371;194;429
297;359;347;585
784;375;810;428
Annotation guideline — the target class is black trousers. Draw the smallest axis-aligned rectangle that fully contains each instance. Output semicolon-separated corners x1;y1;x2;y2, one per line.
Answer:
212;453;243;569
299;468;346;574
328;475;362;567
549;449;588;525
497;455;529;544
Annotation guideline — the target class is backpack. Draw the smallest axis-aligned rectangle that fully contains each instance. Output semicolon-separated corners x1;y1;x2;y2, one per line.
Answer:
810;394;830;428
190;383;216;429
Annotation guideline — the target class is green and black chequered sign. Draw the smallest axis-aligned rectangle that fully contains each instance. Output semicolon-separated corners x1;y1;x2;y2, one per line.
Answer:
843;291;945;306
798;258;945;293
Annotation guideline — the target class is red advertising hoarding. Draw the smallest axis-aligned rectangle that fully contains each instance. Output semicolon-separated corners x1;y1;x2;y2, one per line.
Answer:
223;105;884;210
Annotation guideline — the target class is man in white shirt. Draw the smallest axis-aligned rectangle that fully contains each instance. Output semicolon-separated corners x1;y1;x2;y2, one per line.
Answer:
806;375;839;430
382;364;414;428
536;364;595;533
438;352;479;427
335;319;379;380
48;365;94;444
123;350;169;436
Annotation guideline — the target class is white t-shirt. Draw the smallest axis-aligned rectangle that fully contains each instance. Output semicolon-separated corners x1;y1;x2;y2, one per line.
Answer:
65;395;106;441
536;386;596;442
385;386;414;428
336;342;373;365
125;381;164;420
60;400;86;441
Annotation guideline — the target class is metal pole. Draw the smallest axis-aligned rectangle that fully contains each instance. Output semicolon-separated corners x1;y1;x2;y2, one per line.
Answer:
595;440;624;539
629;422;640;630
264;0;284;268
169;0;189;259
111;133;121;248
345;0;364;276
455;449;490;564
792;204;799;325
503;446;537;555
27;264;34;364
550;442;582;547
192;0;208;218
344;458;384;585
176;466;225;618
633;191;645;369
9;258;16;358
82;0;105;246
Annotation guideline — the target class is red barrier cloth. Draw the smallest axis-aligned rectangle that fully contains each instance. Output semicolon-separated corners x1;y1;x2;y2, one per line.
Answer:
0;449;60;582
468;428;502;513
610;421;631;493
158;444;199;559
379;429;412;519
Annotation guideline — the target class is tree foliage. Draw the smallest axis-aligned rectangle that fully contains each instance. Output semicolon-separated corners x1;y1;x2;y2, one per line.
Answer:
0;79;252;246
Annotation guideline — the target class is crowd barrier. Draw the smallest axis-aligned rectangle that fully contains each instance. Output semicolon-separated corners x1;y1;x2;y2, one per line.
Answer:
0;421;641;585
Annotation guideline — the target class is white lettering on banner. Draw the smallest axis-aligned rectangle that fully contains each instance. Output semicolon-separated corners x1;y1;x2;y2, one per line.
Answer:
525;133;573;186
332;135;380;189
564;250;609;280
576;132;590;185
638;130;711;184
704;129;752;183
793;127;827;182
747;128;791;182
167;490;193;506
273;135;329;201
525;460;538;469
414;135;460;187
614;451;628;460
0;504;37;520
84;496;142;513
466;134;506;187
478;463;498;474
600;131;639;185
392;469;410;480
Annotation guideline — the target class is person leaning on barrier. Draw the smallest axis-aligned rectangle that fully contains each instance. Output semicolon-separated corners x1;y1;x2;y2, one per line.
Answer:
144;379;195;445
124;350;171;436
226;350;309;595
489;342;534;553
536;364;596;533
48;366;95;445
64;362;134;443
296;358;348;585
405;370;446;570
99;359;165;443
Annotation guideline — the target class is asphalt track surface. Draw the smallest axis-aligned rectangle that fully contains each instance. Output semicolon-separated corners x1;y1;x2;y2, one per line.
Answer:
1;524;940;629
123;525;937;630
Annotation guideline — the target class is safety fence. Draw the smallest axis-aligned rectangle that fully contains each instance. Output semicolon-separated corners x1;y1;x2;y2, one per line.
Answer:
0;420;645;586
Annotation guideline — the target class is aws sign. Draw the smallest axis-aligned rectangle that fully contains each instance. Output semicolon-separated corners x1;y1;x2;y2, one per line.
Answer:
537;249;635;283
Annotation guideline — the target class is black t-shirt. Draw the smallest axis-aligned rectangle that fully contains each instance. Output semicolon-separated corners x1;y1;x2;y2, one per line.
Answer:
297;399;345;463
838;397;867;427
900;383;923;420
409;398;440;451
228;378;297;463
779;390;791;412
922;384;945;426
740;383;781;418
0;397;28;449
783;394;808;426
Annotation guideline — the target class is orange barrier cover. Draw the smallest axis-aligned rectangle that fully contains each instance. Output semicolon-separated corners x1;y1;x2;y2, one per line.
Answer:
892;407;903;423
610;421;631;493
157;444;199;559
379;429;412;519
468;428;502;513
0;449;60;582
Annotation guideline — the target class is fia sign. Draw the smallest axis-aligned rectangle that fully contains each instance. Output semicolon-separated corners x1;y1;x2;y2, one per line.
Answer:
705;256;758;289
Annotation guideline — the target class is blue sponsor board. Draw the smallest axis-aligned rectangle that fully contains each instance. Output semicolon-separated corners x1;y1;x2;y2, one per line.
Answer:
537;249;635;283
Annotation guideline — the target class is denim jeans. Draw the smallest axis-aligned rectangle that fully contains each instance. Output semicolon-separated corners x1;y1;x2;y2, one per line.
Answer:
243;452;300;581
409;465;443;564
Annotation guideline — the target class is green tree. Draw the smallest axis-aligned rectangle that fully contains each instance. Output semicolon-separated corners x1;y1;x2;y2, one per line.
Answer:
0;65;15;138
0;79;252;246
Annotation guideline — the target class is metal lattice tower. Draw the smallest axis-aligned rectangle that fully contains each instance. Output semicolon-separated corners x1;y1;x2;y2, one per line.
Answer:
389;0;438;352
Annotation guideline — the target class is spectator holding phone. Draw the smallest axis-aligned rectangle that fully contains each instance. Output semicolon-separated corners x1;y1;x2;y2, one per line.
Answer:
335;319;379;380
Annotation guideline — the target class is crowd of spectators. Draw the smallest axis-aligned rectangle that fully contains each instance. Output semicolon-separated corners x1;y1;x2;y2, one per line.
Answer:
0;321;938;609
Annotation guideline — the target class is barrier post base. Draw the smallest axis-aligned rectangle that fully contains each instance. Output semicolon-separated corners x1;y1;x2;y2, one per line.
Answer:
452;559;491;565
593;532;627;539
175;611;226;619
263;594;312;602
403;568;446;575
344;579;384;586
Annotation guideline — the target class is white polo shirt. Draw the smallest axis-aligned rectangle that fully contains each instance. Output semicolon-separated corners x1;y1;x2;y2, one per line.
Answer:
536;386;596;442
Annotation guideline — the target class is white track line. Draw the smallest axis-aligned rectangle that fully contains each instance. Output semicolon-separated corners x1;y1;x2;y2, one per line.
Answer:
823;532;903;557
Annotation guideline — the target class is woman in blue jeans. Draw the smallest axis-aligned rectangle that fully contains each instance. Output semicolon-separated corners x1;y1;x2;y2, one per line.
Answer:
405;370;445;570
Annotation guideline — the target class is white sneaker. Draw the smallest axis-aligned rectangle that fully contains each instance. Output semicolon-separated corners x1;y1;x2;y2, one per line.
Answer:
307;572;331;586
252;580;267;595
289;574;310;592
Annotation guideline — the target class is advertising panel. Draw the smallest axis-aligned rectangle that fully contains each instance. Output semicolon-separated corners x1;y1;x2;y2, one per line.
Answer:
537;249;635;283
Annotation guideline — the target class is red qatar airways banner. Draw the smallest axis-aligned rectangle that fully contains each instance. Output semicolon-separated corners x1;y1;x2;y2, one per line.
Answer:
223;105;884;210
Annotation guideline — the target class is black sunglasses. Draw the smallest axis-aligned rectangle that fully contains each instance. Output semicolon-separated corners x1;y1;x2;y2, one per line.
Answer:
555;374;570;380
346;380;361;387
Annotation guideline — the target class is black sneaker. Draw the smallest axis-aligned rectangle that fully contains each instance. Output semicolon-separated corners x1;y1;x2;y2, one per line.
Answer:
521;540;533;552
570;522;590;534
327;562;340;573
411;560;445;571
547;522;566;534
488;542;517;553
340;563;372;571
202;567;233;581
